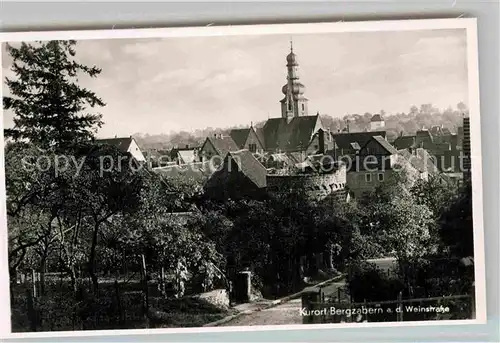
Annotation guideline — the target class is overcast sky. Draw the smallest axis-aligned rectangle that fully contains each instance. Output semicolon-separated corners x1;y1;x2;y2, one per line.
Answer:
2;28;468;138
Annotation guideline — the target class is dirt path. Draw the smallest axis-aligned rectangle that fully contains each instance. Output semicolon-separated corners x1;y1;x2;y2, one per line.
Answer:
217;279;346;327
218;298;303;326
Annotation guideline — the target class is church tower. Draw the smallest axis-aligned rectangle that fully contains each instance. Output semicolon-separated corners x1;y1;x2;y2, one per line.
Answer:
280;41;308;122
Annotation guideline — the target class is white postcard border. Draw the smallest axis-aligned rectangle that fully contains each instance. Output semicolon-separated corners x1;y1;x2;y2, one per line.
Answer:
0;17;486;339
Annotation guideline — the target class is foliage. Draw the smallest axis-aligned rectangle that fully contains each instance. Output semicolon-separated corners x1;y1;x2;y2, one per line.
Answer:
347;261;404;302
438;180;474;257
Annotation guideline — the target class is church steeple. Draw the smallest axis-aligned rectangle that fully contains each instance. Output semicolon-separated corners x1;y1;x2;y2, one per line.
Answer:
280;40;308;121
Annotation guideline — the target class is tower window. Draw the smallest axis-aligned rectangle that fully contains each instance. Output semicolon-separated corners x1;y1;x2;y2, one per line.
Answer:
288;102;292;111
302;103;305;111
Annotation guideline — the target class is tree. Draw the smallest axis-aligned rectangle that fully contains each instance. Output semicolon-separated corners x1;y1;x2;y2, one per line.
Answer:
439;180;473;257
4;40;104;150
411;175;458;219
68;143;144;294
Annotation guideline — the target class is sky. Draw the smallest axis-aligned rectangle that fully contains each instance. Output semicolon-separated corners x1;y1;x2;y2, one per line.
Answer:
2;28;469;138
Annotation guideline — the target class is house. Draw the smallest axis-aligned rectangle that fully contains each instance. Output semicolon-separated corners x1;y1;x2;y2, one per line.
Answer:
204;149;268;200
170;145;200;165
229;126;265;153
96;136;146;162
305;128;336;156
396;148;438;181
152;160;214;184
346;135;399;198
369;114;385;131
199;134;240;162
332;130;387;157
393;126;462;173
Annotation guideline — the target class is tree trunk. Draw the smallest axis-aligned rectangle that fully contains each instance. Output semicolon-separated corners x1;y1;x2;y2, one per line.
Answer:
324;245;334;271
39;252;48;296
70;265;78;294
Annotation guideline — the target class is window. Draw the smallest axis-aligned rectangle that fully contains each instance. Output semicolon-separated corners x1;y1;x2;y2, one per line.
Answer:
302;103;305;111
288;102;292;111
249;143;257;153
378;173;384;182
365;173;372;183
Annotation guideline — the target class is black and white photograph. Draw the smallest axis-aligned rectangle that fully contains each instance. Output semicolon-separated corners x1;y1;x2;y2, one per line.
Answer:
0;19;485;336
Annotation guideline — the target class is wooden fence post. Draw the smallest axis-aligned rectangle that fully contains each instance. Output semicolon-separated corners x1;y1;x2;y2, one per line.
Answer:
364;299;368;322
114;280;124;325
31;269;37;298
26;289;38;331
397;291;403;322
301;289;321;324
160;267;166;297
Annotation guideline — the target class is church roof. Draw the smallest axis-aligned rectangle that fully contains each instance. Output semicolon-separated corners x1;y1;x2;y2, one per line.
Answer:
370;114;383;122
262;115;321;152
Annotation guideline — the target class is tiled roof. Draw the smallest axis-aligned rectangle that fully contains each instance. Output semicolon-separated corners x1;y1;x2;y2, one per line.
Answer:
261;115;321;152
229;128;251;148
206;136;239;156
333;131;386;150
177;150;197;164
153;161;214;182
393;135;416;150
255;127;266;148
397;148;438;174
371;135;399;155
170;146;199;160
229;149;267;188
96;137;134;153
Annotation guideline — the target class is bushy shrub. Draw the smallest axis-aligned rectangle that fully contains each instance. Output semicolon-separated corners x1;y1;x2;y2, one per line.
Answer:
347;261;404;303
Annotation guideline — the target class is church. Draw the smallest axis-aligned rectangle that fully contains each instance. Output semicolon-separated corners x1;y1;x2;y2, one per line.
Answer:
199;43;332;161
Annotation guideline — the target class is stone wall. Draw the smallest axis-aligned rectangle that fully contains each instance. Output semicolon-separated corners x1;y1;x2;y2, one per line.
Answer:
195;289;230;309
